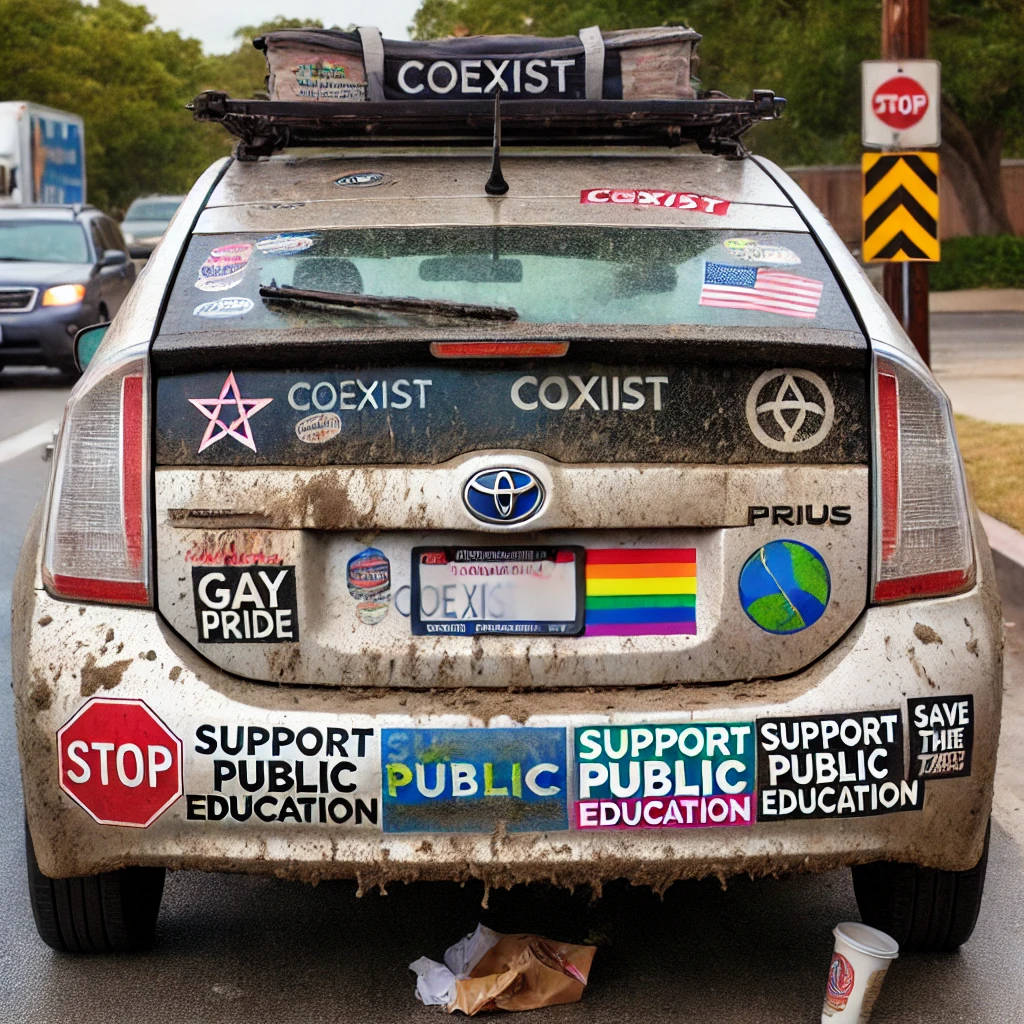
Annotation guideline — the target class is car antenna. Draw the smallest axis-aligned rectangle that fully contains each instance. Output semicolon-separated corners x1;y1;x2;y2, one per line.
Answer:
484;90;509;196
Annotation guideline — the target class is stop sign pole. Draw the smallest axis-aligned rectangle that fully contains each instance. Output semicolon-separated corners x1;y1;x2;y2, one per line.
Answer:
881;0;931;365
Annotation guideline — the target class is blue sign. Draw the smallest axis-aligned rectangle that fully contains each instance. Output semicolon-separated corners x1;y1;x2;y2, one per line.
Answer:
381;727;568;833
31;115;84;204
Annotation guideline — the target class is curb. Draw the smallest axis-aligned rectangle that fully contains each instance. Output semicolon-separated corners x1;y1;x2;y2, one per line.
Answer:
981;512;1024;610
930;289;1024;314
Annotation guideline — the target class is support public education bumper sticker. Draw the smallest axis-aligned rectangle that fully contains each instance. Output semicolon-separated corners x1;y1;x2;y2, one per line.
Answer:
756;710;924;820
575;723;755;829
187;719;378;828
381;728;568;833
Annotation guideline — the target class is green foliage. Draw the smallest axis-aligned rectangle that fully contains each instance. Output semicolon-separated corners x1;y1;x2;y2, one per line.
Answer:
0;0;229;215
930;235;1024;291
0;3;326;216
201;17;326;101
412;0;1024;169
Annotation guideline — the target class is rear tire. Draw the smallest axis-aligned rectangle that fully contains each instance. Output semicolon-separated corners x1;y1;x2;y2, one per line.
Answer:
852;819;990;952
26;823;165;953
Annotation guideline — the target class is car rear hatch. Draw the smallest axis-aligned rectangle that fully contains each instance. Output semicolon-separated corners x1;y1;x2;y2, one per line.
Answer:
152;154;870;688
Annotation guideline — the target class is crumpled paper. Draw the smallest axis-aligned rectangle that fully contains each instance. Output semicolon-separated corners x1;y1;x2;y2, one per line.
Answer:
410;923;597;1016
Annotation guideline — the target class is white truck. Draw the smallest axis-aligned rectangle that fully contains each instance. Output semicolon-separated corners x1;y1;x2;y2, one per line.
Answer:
0;102;86;205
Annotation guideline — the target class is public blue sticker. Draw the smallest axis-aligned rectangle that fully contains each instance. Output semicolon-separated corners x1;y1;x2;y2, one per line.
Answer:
381;727;568;833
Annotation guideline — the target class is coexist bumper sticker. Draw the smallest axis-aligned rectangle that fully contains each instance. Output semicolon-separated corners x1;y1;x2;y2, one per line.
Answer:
381;728;568;833
574;723;755;829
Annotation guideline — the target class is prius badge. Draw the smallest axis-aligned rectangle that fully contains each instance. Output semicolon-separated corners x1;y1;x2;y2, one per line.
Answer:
463;468;544;525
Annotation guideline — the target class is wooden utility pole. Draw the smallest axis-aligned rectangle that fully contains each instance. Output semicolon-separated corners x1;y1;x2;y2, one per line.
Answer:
882;0;931;364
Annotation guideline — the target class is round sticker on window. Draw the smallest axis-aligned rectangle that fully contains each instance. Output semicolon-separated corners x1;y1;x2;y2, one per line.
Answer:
335;172;385;188
723;238;801;265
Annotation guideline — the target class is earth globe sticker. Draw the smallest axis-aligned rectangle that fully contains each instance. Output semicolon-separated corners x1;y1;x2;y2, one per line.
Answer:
738;540;830;634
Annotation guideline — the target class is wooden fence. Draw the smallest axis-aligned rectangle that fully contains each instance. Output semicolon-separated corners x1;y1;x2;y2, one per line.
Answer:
787;160;1024;249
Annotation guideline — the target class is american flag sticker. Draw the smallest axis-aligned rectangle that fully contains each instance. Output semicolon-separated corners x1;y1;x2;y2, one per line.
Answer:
699;262;824;319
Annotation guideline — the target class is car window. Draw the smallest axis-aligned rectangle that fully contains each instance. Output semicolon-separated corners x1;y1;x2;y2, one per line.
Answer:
124;200;181;222
161;228;860;334
98;218;125;251
89;221;105;258
0;222;90;264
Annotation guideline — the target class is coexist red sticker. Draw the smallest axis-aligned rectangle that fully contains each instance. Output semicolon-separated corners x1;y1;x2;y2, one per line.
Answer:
581;189;731;215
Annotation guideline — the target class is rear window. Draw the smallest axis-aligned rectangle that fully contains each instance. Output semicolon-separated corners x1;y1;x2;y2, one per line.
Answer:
125;200;182;221
161;227;859;334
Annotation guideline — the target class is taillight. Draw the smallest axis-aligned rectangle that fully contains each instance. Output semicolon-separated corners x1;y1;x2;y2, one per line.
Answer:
871;349;975;603
43;344;151;606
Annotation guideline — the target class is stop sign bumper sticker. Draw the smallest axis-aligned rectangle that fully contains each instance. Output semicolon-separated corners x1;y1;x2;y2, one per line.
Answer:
58;698;183;828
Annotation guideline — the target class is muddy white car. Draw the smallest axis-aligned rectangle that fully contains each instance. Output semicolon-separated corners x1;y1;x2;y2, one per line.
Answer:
13;27;1000;955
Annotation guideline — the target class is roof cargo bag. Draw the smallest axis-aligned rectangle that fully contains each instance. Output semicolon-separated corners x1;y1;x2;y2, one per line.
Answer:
256;25;701;103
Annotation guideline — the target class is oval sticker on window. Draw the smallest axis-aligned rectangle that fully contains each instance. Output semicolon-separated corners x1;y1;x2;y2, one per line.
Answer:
335;172;385;188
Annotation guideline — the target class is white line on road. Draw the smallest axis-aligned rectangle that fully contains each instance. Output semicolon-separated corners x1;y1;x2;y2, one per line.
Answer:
0;419;59;465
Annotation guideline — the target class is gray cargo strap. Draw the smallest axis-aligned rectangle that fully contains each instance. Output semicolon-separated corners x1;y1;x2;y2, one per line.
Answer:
357;26;386;101
578;26;605;100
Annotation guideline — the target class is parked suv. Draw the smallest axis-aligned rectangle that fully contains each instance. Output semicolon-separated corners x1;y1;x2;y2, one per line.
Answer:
0;205;134;373
14;85;1000;957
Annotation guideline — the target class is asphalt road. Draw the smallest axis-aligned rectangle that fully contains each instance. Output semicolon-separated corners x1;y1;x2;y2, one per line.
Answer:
0;328;1023;1022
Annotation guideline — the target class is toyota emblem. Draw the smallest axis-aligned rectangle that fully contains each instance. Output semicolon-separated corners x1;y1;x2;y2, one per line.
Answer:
463;468;544;525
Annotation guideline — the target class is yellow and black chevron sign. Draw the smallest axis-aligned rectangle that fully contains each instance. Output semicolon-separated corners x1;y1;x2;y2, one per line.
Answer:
862;151;940;262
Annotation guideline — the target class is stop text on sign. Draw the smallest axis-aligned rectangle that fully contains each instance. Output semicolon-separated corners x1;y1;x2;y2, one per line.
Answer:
872;76;929;130
57;697;183;828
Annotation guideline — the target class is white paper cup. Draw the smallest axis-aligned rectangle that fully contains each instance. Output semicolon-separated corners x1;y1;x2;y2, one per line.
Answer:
820;922;899;1022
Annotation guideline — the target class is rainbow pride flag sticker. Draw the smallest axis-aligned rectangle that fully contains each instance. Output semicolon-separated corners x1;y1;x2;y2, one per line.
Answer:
584;549;697;637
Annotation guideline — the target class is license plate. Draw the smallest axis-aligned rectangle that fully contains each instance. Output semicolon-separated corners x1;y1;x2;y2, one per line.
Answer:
411;546;585;636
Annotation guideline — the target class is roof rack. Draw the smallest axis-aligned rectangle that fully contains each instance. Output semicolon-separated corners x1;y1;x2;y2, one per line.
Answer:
188;90;785;161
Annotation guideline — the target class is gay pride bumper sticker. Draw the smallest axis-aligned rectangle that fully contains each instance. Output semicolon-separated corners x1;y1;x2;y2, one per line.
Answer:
584;548;697;637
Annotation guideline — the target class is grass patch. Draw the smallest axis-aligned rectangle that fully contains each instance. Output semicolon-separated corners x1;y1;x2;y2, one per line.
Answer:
931;235;1024;291
955;415;1024;532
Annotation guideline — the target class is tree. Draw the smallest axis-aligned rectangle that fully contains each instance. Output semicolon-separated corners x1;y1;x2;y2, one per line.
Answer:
0;0;229;215
201;17;326;101
412;0;1023;235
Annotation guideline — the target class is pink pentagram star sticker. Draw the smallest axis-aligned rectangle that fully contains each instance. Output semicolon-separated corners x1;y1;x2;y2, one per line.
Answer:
189;372;273;453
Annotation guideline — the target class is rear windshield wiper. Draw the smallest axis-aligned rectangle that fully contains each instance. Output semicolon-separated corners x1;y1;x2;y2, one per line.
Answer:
259;284;518;322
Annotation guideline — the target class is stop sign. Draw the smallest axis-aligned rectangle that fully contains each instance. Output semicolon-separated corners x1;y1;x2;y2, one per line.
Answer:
872;76;929;130
58;698;182;827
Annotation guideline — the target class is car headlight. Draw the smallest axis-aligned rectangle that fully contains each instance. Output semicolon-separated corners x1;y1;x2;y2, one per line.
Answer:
122;231;135;245
42;284;86;307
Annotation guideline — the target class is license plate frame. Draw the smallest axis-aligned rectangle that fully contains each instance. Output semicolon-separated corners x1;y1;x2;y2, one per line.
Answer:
410;545;586;637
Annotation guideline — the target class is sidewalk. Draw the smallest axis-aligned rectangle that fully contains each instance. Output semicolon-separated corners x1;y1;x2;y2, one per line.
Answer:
929;296;1024;424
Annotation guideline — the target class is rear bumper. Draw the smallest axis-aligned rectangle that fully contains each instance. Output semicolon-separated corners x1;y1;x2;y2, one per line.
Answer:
14;522;1003;887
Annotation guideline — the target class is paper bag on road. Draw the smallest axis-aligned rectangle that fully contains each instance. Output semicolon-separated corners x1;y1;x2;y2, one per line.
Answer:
410;923;597;1016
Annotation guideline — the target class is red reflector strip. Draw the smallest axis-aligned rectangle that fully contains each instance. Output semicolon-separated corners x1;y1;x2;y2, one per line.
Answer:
49;575;149;606
430;342;569;358
873;568;973;603
122;375;144;569
877;369;900;561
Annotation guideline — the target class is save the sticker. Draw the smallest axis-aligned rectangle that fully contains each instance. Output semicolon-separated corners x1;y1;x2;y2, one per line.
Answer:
574;723;755;829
